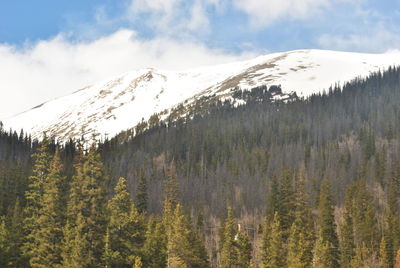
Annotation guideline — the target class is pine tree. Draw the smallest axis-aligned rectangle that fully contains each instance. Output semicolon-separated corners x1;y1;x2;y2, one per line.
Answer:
61;215;92;268
313;234;336;268
136;175;148;214
105;177;145;267
103;228;119;268
287;175;314;268
7;198;24;267
167;204;209;268
0;216;9;267
142;217;167;268
278;169;295;238
351;243;374;268
30;150;65;267
340;188;355;268
263;212;286;268
379;236;391;268
266;175;279;218
388;175;400;258
163;163;180;234
236;230;252;268
351;180;378;249
220;207;237;268
315;179;340;268
61;146;108;268
261;216;272;266
23;139;52;262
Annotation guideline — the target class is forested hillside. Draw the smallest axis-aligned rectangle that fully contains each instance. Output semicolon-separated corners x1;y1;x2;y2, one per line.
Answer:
1;67;400;267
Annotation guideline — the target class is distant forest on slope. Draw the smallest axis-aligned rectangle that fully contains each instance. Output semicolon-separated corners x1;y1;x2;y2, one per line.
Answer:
0;67;400;267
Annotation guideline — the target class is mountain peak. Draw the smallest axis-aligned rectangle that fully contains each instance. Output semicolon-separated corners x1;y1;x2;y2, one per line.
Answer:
3;49;400;142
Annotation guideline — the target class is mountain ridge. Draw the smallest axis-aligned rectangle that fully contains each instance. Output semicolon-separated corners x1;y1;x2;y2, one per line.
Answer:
3;49;400;142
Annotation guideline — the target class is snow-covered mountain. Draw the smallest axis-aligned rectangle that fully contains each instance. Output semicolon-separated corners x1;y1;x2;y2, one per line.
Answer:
3;49;400;142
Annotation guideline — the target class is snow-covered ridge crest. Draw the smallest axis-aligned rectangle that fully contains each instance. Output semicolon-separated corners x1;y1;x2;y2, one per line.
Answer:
3;49;400;142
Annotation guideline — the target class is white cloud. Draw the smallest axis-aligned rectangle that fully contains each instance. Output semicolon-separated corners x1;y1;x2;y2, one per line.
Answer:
126;0;220;36
232;0;332;27
126;0;335;33
0;29;253;119
317;26;400;53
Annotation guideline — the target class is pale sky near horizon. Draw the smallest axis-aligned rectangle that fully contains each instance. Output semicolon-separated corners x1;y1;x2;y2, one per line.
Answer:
0;0;399;119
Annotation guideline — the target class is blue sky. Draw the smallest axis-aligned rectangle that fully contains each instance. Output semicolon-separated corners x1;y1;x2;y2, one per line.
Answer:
0;0;400;118
1;0;399;53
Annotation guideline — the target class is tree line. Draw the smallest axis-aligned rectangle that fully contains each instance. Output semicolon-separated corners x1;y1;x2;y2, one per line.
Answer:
0;67;400;266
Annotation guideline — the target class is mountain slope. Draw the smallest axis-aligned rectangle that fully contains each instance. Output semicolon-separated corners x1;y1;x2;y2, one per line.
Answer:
3;49;400;142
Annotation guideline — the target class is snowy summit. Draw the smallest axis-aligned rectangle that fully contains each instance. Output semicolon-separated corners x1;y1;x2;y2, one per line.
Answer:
3;49;400;142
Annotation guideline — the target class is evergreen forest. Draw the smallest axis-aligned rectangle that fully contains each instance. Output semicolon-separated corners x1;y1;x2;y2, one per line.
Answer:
1;67;400;267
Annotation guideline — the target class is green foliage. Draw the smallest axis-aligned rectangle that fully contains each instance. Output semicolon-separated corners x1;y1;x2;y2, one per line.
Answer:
340;204;355;268
0;216;9;267
287;175;314;268
2;68;400;266
30;150;65;267
316;179;340;268
379;236;391;268
61;147;108;268
167;204;209;268
23;138;52;262
261;216;272;266
278;170;295;237
104;177;145;267
136;175;148;214
236;231;252;268
262;212;286;268
142;217;167;268
220;207;237;268
350;180;379;250
313;234;337;268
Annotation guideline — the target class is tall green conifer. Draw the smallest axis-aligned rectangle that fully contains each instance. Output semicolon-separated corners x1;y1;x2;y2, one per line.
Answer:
220;207;237;268
30;150;65;267
104;177;145;267
61;146;108;268
23;139;52;262
263;212;286;268
313;179;340;268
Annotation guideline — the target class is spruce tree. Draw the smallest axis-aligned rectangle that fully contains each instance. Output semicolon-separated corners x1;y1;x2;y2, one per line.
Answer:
142;217;167;268
313;234;336;268
0;216;9;267
261;216;272;266
315;179;340;268
266;175;279;218
61;146;108;268
350;243;372;268
263;212;286;268
236;230;252;268
7;198;24;267
287;175;314;268
388;175;400;257
30;150;65;267
136;175;148;214
167;204;209;268
340;188;355;268
220;207;237;268
23;139;52;262
351;180;378;250
278;169;295;238
379;236;391;268
163;163;180;235
105;177;145;267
